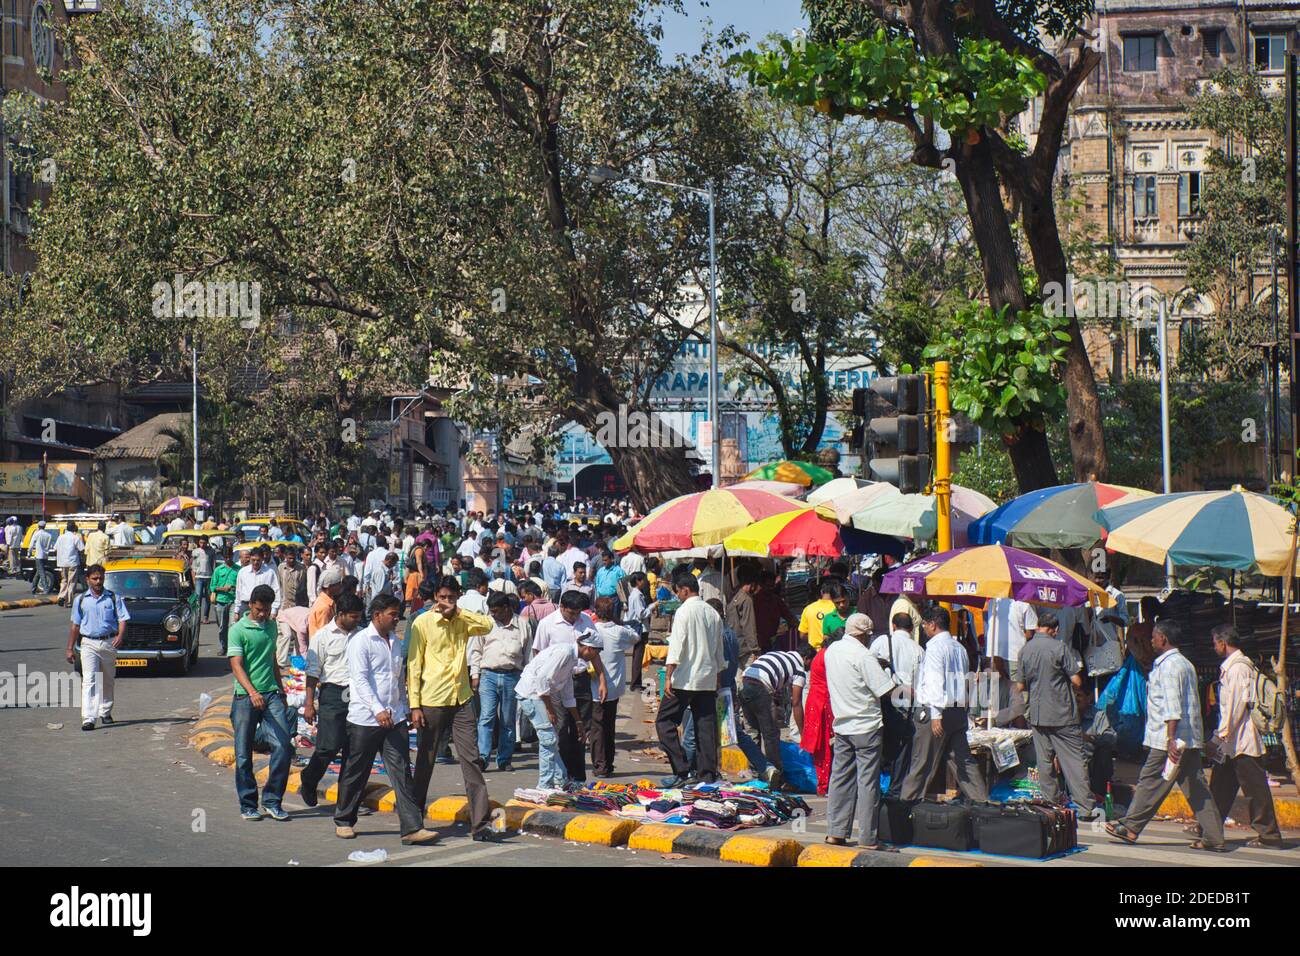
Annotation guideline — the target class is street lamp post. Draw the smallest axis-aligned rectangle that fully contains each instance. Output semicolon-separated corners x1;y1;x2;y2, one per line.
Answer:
590;164;721;488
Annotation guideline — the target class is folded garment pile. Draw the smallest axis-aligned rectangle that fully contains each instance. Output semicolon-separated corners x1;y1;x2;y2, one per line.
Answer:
511;780;810;830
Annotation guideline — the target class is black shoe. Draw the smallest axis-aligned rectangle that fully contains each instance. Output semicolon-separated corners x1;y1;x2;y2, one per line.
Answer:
81;721;95;731
100;714;114;725
300;785;319;808
471;830;501;843
659;775;690;788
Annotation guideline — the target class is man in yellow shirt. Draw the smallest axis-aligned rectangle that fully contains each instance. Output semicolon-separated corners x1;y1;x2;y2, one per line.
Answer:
798;580;842;649
84;520;112;569
408;574;494;840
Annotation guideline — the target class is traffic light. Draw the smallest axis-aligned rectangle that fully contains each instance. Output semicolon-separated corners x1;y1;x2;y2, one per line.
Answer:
855;374;931;493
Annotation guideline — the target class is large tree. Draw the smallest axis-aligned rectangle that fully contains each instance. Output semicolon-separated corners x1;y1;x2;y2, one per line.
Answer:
736;0;1109;491
1;0;765;513
721;94;977;458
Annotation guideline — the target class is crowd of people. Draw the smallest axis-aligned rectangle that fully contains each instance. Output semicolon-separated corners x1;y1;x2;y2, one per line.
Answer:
42;496;1292;854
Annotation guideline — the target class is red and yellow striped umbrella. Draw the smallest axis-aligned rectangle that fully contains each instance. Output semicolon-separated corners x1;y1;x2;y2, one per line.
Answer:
723;507;843;557
613;487;820;552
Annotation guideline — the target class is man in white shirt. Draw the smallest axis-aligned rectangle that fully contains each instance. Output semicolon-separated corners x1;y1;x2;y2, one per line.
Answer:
515;634;606;790
656;571;725;787
619;550;646;575
586;597;642;777
30;521;53;594
695;559;724;605
825;613;898;849
233;547;281;620
1107;620;1224;850
110;515;135;548
531;591;603;781
54;521;84;606
333;594;436;844
167;515;186;532
557;538;587;582
984;597;1037;722
457;568;491;614
3;517;19;576
899;604;988;803
299;592;364;805
871;612;925;799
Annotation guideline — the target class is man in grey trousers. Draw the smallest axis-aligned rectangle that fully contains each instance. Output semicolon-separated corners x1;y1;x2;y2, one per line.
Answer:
823;613;898;849
1017;611;1102;820
1106;620;1225;851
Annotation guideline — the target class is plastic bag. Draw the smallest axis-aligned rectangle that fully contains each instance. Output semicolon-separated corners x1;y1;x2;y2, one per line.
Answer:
716;688;737;749
347;848;388;864
1084;626;1123;677
779;741;819;794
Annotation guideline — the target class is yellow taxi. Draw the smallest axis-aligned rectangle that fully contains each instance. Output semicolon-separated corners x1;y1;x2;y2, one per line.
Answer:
232;515;309;543
20;517;150;580
161;528;236;551
74;553;201;675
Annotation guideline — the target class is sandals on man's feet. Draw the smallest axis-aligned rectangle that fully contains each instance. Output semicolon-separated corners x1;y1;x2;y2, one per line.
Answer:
1105;822;1137;844
1189;839;1228;852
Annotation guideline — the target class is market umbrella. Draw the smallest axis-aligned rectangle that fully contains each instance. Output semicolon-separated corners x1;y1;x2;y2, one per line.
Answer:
967;481;1153;549
849;487;995;546
723;507;906;559
724;478;808;498
805;476;874;507
723;507;845;557
880;544;1114;608
1095;486;1296;575
812;480;994;527
743;459;835;488
151;495;211;516
612;487;821;552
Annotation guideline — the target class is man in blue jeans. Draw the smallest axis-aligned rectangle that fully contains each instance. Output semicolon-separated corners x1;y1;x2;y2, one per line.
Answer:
468;590;528;771
228;584;293;821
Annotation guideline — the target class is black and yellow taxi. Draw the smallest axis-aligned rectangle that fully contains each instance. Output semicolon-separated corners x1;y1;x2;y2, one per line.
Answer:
73;554;202;675
161;527;236;551
20;516;150;578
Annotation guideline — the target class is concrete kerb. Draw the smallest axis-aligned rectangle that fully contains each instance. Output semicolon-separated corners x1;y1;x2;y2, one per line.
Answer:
0;596;59;611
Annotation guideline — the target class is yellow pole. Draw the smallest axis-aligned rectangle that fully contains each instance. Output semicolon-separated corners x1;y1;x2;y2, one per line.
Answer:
934;360;953;553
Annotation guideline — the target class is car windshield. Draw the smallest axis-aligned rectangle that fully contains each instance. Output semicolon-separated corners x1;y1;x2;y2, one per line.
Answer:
104;570;180;600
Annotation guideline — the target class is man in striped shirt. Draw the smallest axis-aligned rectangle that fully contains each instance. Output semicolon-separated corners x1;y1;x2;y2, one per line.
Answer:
737;645;815;788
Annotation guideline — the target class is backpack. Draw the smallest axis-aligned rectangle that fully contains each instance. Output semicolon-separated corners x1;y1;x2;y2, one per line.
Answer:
1249;662;1285;736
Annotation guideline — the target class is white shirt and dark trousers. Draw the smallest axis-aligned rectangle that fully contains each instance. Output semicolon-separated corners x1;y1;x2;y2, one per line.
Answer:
825;637;897;846
333;624;425;837
871;630;923;799
899;631;989;803
1116;647;1224;848
300;619;355;798
739;651;807;785
655;595;726;782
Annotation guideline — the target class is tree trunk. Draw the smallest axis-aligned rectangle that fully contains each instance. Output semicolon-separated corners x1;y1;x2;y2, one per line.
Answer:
955;139;1028;314
1023;191;1110;482
1003;426;1058;492
601;441;699;514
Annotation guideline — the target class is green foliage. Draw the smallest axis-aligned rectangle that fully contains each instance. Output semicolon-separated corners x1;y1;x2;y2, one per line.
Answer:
1100;380;1266;491
804;0;1095;54
734;32;1046;137
952;444;1019;504
924;302;1071;436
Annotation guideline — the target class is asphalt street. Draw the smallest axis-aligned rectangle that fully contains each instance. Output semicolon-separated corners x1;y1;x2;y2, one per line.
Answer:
0;579;717;868
3;575;1298;869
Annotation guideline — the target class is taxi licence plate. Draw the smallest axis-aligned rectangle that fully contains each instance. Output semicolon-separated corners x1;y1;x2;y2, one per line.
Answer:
115;658;149;668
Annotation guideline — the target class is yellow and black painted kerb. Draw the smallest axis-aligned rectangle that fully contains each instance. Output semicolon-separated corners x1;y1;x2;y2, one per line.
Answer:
625;821;805;866
0;596;59;611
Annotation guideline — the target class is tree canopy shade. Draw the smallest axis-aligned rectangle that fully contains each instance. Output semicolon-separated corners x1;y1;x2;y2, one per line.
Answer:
0;0;789;512
733;0;1110;491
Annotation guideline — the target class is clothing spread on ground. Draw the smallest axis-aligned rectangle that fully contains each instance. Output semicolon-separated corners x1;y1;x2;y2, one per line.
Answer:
510;779;810;830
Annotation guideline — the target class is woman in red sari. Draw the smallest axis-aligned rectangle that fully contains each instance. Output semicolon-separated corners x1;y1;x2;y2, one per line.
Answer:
801;638;836;796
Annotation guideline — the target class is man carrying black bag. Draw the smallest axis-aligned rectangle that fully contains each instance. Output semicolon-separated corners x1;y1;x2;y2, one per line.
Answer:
871;612;923;798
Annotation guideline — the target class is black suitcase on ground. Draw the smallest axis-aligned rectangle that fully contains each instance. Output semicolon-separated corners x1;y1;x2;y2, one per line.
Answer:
877;796;913;845
971;801;1077;858
910;800;973;851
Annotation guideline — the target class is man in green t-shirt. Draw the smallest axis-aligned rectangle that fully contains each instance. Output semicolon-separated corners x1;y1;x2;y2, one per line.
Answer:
210;550;239;655
228;584;293;821
820;587;854;645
